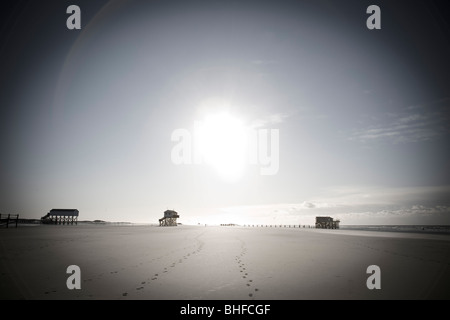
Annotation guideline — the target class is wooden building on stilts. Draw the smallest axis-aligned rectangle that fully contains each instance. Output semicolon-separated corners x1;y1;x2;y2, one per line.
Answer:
315;216;340;229
41;209;79;225
159;210;179;226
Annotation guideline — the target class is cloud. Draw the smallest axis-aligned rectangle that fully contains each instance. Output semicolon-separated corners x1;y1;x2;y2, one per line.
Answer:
409;204;450;215
336;205;450;223
349;98;450;144
316;185;450;208
302;201;316;209
222;201;337;214
218;202;450;226
210;185;450;225
296;201;340;209
250;113;290;128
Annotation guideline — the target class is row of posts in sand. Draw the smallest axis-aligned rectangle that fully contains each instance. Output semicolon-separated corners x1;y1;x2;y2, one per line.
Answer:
223;217;340;229
237;224;315;228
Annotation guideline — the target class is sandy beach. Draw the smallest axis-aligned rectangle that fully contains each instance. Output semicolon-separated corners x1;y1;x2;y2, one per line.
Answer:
1;224;449;300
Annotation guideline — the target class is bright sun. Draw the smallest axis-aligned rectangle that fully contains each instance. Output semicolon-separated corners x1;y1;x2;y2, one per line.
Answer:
195;112;248;182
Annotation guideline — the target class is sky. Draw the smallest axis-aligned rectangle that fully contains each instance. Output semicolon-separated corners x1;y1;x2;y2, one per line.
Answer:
1;0;449;225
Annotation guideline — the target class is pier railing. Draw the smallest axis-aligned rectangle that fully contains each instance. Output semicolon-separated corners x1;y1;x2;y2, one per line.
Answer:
0;213;19;228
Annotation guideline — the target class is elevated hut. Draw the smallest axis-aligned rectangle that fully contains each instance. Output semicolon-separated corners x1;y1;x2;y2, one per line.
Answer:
315;216;340;229
159;209;179;226
41;209;79;225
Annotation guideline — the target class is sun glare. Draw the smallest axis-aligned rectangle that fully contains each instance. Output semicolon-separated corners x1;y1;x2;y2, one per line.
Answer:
195;112;248;182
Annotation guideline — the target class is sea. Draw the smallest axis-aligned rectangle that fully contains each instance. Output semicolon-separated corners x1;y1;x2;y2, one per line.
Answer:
340;225;450;235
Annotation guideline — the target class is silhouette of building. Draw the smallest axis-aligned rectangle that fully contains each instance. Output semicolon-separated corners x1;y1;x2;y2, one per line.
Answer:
315;216;340;229
159;209;179;226
41;209;79;225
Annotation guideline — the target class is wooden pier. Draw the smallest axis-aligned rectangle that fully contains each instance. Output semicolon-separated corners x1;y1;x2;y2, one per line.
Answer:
0;213;19;228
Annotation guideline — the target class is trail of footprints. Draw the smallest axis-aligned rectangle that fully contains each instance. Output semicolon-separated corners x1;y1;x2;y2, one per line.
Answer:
42;234;207;298
70;233;205;297
121;234;205;298
62;232;260;299
122;235;260;299
235;239;259;299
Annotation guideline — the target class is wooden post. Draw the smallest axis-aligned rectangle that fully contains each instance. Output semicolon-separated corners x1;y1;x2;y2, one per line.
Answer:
15;214;18;228
6;214;10;228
